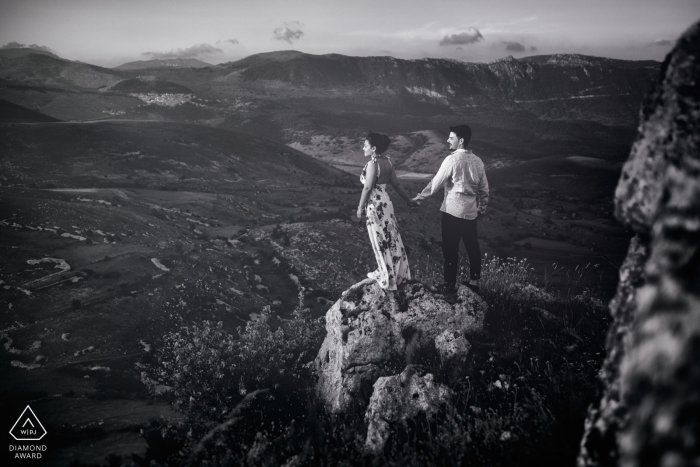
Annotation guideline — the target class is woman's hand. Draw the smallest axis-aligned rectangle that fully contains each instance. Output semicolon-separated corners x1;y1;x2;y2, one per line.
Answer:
356;207;364;220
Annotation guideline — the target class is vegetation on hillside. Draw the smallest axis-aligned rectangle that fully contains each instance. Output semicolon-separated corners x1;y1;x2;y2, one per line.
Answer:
138;256;610;466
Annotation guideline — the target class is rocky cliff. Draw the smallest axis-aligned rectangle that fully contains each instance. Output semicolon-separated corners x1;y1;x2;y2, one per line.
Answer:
314;279;487;451
578;21;700;467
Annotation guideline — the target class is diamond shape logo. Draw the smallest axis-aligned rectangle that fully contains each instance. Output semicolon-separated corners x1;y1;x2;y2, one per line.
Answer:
9;406;47;441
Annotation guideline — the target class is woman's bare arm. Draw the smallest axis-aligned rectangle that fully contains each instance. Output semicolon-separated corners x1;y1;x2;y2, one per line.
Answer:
390;170;416;206
357;161;377;218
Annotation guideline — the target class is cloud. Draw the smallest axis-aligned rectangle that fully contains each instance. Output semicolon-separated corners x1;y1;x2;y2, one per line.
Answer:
215;38;239;45
1;41;54;53
650;39;673;47
499;41;538;54
440;27;483;46
142;43;222;59
274;22;304;44
503;41;526;53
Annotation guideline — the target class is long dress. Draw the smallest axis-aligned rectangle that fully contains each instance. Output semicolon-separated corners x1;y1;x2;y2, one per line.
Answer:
360;158;411;290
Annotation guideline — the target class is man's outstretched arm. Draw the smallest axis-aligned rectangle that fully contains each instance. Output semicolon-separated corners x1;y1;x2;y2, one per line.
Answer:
412;157;452;201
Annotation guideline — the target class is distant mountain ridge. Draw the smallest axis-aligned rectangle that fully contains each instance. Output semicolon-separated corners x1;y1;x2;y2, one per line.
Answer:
0;47;62;60
216;51;660;105
0;48;122;89
0;47;659;106
114;58;212;70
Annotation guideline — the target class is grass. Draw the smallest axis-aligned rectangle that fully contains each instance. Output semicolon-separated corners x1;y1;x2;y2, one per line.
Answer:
139;256;611;466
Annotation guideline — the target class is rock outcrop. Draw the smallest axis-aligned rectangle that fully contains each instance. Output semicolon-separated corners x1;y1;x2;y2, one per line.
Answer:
578;21;700;467
314;279;486;415
364;366;453;453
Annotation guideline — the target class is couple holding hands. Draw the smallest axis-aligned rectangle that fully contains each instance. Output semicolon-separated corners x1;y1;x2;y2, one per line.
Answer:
356;125;489;295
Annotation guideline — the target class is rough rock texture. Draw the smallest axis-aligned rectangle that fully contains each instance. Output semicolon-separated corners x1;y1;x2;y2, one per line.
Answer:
315;280;486;414
434;329;472;362
578;237;648;465
364;366;453;453
578;21;700;467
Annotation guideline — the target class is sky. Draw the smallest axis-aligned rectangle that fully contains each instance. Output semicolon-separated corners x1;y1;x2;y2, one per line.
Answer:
0;0;697;67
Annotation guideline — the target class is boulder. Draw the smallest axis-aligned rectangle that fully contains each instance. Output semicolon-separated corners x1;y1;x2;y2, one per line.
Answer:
364;366;453;453
578;21;700;467
315;280;486;414
434;329;472;362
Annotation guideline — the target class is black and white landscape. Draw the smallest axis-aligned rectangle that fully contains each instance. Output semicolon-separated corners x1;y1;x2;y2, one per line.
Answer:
1;2;698;465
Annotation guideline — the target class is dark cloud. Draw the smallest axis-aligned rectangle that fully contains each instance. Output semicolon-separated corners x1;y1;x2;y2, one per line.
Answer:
142;43;222;59
530;46;539;52
274;22;304;44
1;41;54;53
650;39;673;47
215;38;239;45
503;41;526;53
440;27;483;46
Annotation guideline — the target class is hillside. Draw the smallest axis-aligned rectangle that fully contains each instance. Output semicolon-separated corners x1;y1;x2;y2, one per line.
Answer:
110;76;194;94
0;48;124;89
0;117;630;465
0;47;62;60
114;58;212;70
0;50;657;173
0;98;61;122
218;51;658;105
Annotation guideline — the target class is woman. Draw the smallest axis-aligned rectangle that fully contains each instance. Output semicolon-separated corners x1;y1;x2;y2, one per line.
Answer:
357;131;415;290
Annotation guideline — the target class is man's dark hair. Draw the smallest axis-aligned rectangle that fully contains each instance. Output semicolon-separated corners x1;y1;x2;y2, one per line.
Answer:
449;125;472;147
366;131;390;154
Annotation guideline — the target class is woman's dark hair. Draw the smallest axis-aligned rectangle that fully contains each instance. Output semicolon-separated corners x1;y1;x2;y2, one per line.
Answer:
366;131;390;155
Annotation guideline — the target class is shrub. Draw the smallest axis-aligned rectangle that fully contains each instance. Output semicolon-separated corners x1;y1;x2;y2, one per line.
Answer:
142;258;610;466
144;287;325;432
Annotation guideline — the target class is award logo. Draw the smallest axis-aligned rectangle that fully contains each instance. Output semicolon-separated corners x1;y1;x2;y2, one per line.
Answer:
9;406;46;441
8;406;48;460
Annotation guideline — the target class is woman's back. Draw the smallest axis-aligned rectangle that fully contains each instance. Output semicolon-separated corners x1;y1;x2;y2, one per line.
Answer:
374;157;394;185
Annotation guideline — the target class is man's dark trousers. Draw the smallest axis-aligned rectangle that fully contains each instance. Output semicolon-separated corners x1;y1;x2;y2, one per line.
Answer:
441;212;481;286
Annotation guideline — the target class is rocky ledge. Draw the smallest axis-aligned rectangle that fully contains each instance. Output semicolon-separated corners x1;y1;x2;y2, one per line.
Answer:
314;278;487;451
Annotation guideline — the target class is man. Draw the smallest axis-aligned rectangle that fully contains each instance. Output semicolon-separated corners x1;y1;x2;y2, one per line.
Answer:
412;125;489;294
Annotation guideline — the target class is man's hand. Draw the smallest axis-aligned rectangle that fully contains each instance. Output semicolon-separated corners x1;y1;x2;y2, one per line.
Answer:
407;199;419;209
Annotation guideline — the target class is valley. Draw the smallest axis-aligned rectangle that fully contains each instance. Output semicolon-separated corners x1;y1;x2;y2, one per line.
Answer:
0;48;645;465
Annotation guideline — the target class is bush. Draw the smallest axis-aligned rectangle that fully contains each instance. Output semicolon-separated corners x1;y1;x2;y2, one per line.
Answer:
148;292;323;416
142;258;611;466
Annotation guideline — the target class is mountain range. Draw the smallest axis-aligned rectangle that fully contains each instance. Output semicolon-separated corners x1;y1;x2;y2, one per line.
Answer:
113;58;212;70
0;46;660;175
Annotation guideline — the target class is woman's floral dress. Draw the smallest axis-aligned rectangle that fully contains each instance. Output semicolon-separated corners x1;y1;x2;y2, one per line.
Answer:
360;158;411;290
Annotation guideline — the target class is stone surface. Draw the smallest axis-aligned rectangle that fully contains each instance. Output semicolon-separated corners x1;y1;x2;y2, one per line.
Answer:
578;236;648;466
434;329;472;362
315;280;486;414
578;21;700;467
364;366;452;453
